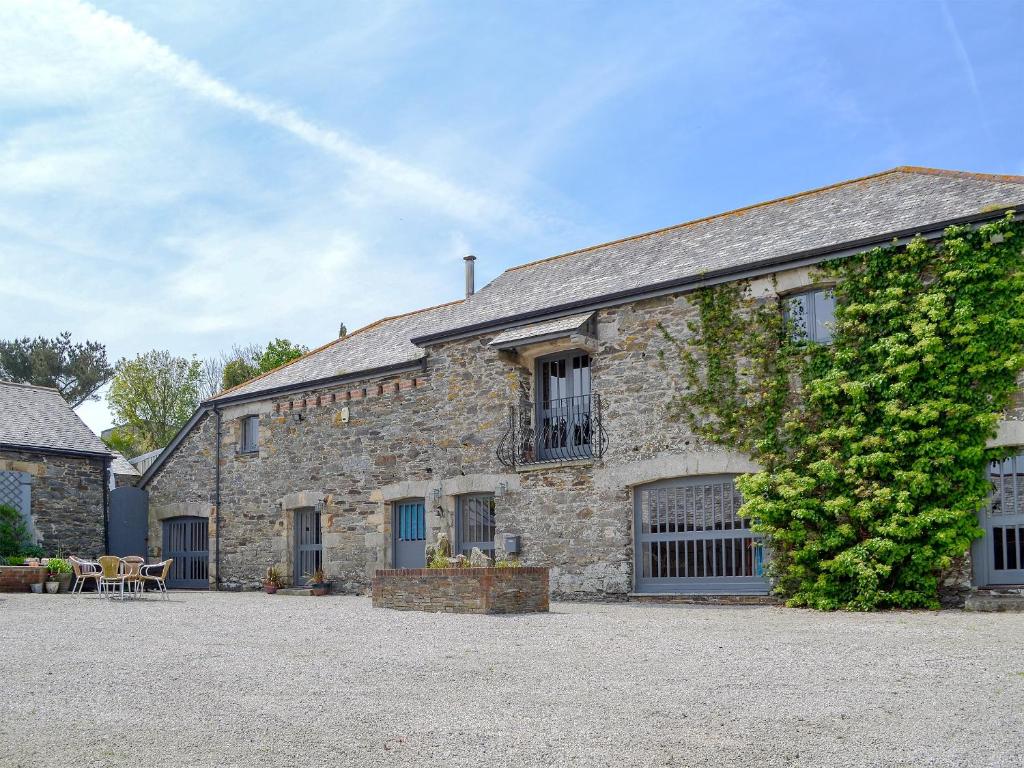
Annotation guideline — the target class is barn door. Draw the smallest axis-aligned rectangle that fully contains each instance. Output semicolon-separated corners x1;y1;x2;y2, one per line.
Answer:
980;454;1024;586
162;517;209;589
293;508;322;585
634;475;768;594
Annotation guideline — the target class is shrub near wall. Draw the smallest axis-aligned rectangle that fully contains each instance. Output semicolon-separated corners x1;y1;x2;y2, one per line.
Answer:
664;215;1024;610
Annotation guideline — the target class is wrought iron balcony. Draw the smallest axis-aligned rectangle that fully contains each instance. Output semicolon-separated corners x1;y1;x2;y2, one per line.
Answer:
497;394;606;468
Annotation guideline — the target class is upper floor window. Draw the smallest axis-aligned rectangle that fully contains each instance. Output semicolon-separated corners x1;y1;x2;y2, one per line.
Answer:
240;415;259;454
537;351;592;461
784;288;836;344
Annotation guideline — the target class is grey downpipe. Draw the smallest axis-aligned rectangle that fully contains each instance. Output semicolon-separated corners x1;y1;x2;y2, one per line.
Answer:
214;406;222;590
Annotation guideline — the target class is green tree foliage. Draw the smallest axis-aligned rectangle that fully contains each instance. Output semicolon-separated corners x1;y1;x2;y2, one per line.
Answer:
0;331;113;406
0;504;32;557
258;338;308;373
101;426;145;460
221;358;261;390
106;351;202;452
664;215;1024;610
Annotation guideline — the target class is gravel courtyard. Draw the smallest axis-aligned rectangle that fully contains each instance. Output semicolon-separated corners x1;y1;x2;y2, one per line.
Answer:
1;593;1022;767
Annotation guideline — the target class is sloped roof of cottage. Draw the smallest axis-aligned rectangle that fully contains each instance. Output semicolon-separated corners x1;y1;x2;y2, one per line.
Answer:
411;167;1024;343
211;299;466;402
211;167;1024;405
0;381;110;457
110;450;140;477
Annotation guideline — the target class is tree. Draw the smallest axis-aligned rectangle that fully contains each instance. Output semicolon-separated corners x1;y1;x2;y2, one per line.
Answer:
258;338;308;373
0;332;113;406
222;358;261;390
106;351;202;452
101;426;145;460
199;343;262;400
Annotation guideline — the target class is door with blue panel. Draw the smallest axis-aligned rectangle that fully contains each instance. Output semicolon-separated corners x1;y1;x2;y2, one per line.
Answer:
393;500;426;568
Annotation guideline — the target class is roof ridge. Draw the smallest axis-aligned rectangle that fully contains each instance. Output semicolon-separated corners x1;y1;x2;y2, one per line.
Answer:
504;166;1024;274
211;298;464;401
0;380;61;394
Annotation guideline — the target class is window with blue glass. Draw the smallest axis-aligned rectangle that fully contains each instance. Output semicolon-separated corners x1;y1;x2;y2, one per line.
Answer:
784;287;836;344
395;500;426;542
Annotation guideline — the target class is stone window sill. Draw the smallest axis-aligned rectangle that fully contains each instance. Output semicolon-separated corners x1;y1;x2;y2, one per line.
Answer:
514;458;594;473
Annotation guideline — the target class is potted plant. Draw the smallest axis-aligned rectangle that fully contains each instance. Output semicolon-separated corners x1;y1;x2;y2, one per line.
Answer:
263;566;283;594
306;567;329;596
47;558;73;593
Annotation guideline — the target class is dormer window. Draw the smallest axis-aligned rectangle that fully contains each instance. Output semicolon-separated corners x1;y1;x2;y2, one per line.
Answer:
784;288;836;344
240;415;259;454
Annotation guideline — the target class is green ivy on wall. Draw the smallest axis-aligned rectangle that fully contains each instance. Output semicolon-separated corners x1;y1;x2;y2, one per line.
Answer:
661;213;1024;610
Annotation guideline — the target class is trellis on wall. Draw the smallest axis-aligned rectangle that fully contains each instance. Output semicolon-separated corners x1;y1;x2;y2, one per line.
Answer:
0;470;34;540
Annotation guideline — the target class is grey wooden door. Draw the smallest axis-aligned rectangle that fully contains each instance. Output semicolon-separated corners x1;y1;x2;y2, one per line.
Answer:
634;476;768;594
108;486;148;557
393;500;426;568
293;508;322;585
163;517;209;589
979;454;1024;585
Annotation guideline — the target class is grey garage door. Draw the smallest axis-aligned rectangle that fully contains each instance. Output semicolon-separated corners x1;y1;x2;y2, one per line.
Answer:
163;516;209;589
979;453;1024;586
634;475;768;594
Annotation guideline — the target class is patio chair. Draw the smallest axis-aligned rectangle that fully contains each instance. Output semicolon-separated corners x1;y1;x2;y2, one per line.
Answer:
121;557;145;598
97;555;127;599
69;556;102;595
139;559;174;600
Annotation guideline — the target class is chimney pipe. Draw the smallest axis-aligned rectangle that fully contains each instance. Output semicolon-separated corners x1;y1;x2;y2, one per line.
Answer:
463;254;476;297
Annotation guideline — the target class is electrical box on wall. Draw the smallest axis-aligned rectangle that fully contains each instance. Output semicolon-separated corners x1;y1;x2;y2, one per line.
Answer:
340;406;350;423
502;533;521;555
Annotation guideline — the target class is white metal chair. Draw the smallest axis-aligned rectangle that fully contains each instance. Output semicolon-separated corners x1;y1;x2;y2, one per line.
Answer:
69;556;101;595
139;559;174;600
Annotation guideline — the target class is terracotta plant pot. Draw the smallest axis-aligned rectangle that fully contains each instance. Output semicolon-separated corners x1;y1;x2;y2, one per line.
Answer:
45;581;59;594
310;584;328;596
263;584;278;594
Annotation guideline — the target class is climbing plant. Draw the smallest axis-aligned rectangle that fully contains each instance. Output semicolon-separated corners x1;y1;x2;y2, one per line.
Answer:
662;213;1024;610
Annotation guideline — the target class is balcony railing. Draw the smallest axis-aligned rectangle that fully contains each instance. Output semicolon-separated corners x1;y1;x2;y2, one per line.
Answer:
497;394;606;468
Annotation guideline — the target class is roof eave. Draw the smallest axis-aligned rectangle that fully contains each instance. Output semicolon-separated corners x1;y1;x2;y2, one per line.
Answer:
411;205;1022;347
0;442;111;460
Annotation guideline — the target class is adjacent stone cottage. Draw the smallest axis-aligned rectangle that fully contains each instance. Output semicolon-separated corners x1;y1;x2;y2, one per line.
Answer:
140;167;1024;600
0;381;112;557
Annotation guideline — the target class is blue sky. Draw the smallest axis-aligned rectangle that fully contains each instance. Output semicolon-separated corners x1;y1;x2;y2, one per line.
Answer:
1;0;1022;433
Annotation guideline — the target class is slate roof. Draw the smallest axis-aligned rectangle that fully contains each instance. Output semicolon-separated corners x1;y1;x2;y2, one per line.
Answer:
489;312;594;348
0;381;110;456
210;167;1024;403
110;450;140;477
212;300;466;401
413;167;1024;342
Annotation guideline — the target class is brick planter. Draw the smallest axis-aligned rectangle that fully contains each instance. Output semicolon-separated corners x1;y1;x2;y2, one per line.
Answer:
372;567;549;614
0;565;49;593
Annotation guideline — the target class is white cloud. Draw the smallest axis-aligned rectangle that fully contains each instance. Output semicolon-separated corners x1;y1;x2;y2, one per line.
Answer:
0;0;519;227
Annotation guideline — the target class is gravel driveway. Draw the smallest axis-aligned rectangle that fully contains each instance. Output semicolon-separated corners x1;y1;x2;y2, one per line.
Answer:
1;592;1021;767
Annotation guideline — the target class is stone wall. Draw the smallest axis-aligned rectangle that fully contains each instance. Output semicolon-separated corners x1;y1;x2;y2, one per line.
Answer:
145;262;1017;602
0;449;105;557
371;567;550;613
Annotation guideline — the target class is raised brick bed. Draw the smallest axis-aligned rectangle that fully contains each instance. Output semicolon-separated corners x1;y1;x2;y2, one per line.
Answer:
372;567;549;614
0;565;48;593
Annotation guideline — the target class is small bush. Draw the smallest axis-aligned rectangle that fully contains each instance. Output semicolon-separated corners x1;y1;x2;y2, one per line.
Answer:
5;555;24;566
47;558;72;575
0;504;31;558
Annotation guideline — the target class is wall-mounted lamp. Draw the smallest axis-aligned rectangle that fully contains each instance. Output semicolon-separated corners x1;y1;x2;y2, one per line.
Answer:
291;412;304;423
495;481;508;498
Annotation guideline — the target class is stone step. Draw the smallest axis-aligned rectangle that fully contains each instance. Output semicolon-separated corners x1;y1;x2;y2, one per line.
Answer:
629;593;781;606
275;588;314;597
965;591;1024;612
